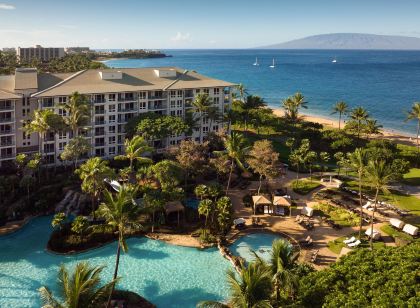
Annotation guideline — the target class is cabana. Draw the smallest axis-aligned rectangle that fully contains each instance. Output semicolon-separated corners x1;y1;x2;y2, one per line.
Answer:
365;228;381;240
272;196;292;216
402;224;418;236
389;218;405;229
165;201;185;226
252;195;272;215
301;206;314;217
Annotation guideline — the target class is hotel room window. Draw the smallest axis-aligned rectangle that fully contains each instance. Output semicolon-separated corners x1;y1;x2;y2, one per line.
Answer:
108;126;116;134
109;94;116;101
170;110;176;116
109;104;115;112
214;88;220;95
176;110;182;116
58;109;67;117
139;102;146;110
138;92;146;100
109;115;116;123
58;142;66;151
58;132;66;140
177;90;183;97
170;101;176;108
58;96;67;103
109;136;116;144
109;147;115;155
203;88;209;95
177;100;182;108
170;90;176;98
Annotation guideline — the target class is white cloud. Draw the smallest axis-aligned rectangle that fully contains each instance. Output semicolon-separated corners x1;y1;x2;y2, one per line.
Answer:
170;32;191;42
0;3;15;10
59;24;78;30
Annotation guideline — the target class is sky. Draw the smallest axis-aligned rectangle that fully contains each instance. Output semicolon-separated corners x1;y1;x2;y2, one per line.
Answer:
1;0;420;49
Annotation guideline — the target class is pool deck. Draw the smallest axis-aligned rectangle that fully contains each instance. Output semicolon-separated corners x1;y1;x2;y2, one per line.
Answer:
0;216;34;236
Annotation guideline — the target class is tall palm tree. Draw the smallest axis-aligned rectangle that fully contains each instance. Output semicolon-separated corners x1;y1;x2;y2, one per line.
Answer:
207;106;221;132
347;148;368;239
192;93;212;143
197;261;273;308
39;262;117;308
349;107;369;141
281;92;308;122
97;185;141;308
405;102;420;166
235;83;248;103
331;101;349;130
59;91;91;137
114;135;153;172
198;199;213;228
269;239;298;303
216;132;250;194
365;119;383;140
75;157;114;217
24;109;54;154
365;159;392;250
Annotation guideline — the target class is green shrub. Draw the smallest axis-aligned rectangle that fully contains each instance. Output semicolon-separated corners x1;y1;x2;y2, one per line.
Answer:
292;180;321;195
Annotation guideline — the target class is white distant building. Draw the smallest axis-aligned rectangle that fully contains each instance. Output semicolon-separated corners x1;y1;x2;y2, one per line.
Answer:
2;48;16;53
64;47;90;54
16;45;65;63
0;67;234;167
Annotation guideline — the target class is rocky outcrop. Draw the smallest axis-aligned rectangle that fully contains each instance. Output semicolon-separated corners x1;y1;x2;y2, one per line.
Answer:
55;190;89;215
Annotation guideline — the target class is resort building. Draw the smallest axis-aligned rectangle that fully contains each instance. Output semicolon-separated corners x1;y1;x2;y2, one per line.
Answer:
0;67;233;167
16;45;65;63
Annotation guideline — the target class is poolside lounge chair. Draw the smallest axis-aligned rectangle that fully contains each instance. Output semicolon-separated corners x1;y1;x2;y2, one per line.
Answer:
402;224;418;236
343;236;356;244
365;228;381;240
347;240;361;248
390;218;405;229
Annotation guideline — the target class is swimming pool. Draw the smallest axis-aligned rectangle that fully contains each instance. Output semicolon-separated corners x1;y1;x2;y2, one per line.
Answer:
185;198;200;210
230;232;283;263
0;216;231;308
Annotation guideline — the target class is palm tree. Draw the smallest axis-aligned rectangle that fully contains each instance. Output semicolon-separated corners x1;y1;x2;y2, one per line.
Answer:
38;262;117;308
269;239;299;302
207;106;221;132
198;199;213;228
242;95;267;130
282;92;308;122
365;119;383;139
331;101;349;130
97;185;141;308
192;93;212;143
405;102;420;166
217;132;250;194
347;148;368;239
197;261;273;308
114;135;153;172
349;107;369;141
365;159;392;249
59;91;91;137
235;83;248;103
24;109;54;154
75;157;114;218
195;184;209;200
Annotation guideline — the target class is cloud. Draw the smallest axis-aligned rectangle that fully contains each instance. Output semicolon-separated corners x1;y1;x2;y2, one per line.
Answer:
0;3;15;10
170;32;191;42
59;24;78;30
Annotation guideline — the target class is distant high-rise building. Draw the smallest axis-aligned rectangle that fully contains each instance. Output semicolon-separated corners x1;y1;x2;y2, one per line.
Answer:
2;47;16;53
16;45;65;63
64;47;91;54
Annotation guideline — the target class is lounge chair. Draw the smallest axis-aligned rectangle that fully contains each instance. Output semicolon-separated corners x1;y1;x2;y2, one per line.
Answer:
343;236;356;244
347;239;361;248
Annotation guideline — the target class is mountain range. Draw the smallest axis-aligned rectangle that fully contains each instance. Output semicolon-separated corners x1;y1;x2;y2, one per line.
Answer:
259;33;420;50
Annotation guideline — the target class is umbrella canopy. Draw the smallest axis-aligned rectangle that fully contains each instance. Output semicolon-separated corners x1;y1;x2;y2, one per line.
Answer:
165;201;185;215
252;195;272;206
273;196;291;207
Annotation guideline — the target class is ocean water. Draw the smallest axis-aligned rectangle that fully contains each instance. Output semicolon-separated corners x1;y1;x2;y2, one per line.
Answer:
105;49;420;136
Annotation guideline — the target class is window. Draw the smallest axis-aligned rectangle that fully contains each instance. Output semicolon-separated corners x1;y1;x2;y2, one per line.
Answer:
42;98;54;108
58;142;66;151
109;104;115;112
213;125;219;131
214;88;220;95
213;97;220;104
139;102;146;110
109;136;116;144
58;109;67;117
109;115;116;123
58;131;66;140
58;96;67;103
109;94;116;101
177;100;182;108
203;88;209;95
138;92;147;100
109;147;115;155
170;110;176;116
170;90;176;98
170;101;176;108
170;140;176;145
44;143;54;153
108;126;116;134
203;126;209;133
202;117;209;124
95;148;105;157
176;110;182;116
177;90;183;97
22;109;26;116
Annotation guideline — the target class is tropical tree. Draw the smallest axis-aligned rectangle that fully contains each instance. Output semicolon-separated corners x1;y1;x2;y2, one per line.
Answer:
192;93;212;142
333;152;344;176
285;137;295;154
143;191;165;233
216;196;233;235
176;140;208;187
235;83;248;103
365;119;383;139
305;151;318;181
114;135;153;173
289;139;310;184
195;184;209;201
198;199;213;228
216;132;251;194
348;106;369;141
151;160;183;191
38;262;117;308
241;95;267;130
331;101;349;130
246;140;279;195
71;216;89;243
75;157;114;217
60;137;91;170
282;92;308;122
97;185;141;307
19;175;35;203
365;159;392;249
347;148;368;238
197;261;273;308
405;102;420;166
52;212;66;231
59;91;91;137
319;152;330;178
24;109;54;154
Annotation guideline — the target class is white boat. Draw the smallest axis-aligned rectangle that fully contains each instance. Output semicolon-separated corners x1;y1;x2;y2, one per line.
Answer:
332;57;337;63
269;58;276;68
253;57;259;66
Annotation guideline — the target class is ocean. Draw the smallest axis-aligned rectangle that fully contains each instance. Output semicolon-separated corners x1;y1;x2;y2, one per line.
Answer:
104;49;420;136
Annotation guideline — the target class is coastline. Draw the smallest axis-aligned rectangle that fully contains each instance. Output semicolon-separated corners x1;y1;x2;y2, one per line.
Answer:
271;108;418;147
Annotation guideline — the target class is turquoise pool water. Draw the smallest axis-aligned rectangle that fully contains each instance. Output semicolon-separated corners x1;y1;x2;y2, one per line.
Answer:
230;233;282;263
0;216;231;308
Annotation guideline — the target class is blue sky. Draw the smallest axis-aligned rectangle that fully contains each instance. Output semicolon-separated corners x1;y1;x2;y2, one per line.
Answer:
1;0;420;49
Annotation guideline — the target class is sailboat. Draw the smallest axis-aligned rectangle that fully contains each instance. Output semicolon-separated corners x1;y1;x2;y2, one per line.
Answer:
269;58;276;68
332;57;337;63
253;57;259;66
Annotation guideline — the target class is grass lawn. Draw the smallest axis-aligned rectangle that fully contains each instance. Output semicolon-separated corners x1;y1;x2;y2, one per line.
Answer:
312;203;359;227
292;179;321;195
403;168;420;186
328;234;386;254
380;224;415;243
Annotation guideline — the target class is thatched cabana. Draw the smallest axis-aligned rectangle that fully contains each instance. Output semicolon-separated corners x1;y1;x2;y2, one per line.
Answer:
272;196;292;216
252;195;272;215
165;201;185;226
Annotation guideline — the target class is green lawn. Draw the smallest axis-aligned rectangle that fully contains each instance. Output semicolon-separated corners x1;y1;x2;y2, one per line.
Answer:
403;168;420;186
380;224;414;243
312;203;359;227
292;179;321;195
328;234;386;254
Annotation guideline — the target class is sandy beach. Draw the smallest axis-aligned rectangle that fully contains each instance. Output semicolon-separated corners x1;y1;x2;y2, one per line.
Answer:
272;108;417;147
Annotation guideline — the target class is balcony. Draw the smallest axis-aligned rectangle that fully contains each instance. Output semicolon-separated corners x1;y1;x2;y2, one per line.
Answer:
95;131;105;137
0;140;15;147
94;120;106;125
94;142;106;147
118;108;136;113
94;109;106;115
0;105;14;111
148;104;167;110
0;129;14;135
118;97;136;102
0;117;14;123
92;99;106;104
184;91;194;98
0;153;14;160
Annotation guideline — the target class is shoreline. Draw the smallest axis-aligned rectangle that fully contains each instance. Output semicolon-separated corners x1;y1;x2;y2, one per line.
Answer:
271;108;418;147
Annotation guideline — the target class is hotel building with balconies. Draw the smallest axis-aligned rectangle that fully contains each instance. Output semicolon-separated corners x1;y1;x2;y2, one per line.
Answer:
0;67;233;167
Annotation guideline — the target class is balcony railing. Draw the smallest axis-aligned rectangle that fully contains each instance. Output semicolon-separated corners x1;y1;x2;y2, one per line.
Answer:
0;141;15;147
0;117;14;123
94;142;106;147
0;130;14;135
94;120;106;125
0;105;14;111
92;99;106;104
118;108;136;112
95;131;105;136
0;153;14;159
118;97;136;102
94;109;106;114
149;95;166;100
148;104;167;110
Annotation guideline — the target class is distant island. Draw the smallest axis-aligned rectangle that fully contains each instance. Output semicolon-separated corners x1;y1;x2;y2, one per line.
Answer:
90;49;170;61
258;33;420;50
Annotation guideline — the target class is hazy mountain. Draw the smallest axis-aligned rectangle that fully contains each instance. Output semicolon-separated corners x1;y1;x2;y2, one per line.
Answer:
259;33;420;50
